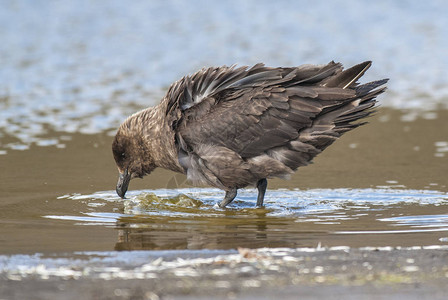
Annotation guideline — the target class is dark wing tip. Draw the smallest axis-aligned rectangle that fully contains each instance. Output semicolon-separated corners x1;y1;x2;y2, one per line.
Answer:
355;78;389;96
323;61;373;89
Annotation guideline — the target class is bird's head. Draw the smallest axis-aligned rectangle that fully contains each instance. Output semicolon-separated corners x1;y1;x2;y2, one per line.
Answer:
112;115;156;199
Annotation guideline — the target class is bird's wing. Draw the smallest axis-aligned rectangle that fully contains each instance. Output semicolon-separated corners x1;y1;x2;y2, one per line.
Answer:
164;61;386;173
165;62;342;121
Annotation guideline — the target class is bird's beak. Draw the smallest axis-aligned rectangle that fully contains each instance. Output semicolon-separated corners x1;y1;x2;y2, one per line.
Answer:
116;168;131;199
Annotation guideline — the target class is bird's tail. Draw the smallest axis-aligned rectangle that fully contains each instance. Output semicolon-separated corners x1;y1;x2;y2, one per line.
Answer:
299;62;388;151
317;61;388;134
332;78;388;135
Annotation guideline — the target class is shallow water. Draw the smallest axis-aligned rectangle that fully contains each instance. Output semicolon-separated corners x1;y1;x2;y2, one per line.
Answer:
1;107;447;254
45;188;448;251
1;1;448;256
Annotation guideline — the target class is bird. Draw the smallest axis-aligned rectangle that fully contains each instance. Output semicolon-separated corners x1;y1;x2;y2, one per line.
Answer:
112;61;387;208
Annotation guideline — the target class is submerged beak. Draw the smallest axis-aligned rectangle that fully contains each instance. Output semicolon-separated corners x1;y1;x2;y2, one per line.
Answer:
116;169;131;199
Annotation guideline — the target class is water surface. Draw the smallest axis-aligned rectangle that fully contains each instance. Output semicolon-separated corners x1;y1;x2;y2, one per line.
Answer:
45;188;448;251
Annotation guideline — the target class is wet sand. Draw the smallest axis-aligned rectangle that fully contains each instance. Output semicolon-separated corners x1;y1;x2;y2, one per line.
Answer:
2;246;448;299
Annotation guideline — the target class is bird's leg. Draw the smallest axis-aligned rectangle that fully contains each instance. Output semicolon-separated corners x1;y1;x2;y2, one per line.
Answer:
218;188;237;208
256;178;267;207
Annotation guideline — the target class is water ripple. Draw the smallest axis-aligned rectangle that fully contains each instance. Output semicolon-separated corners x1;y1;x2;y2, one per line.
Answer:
47;188;448;249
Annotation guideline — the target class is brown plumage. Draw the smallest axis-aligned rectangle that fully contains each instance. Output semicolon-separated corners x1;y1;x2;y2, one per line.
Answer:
112;61;388;207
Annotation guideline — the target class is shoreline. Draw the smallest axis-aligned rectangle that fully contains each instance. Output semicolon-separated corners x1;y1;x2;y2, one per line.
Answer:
2;246;447;299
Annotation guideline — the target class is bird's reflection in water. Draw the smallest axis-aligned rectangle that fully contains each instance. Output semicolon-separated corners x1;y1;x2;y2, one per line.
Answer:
113;208;304;251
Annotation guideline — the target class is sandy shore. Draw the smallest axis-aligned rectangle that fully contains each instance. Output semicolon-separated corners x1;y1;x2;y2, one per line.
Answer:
1;246;448;299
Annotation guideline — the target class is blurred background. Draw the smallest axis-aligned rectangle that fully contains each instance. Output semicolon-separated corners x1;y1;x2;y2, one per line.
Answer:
1;0;447;143
0;0;447;253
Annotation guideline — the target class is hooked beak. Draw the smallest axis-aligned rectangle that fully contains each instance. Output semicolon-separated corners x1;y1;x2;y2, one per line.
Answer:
116;169;131;199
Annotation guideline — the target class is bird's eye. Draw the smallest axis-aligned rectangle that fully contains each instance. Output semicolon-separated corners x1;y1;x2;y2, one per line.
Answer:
121;152;126;158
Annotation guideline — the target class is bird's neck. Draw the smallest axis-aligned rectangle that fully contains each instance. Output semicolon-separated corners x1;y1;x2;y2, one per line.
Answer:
139;104;184;174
